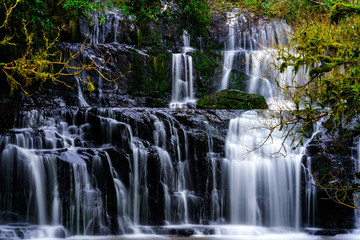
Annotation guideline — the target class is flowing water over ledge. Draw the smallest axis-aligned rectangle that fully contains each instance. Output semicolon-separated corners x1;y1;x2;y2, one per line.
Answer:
0;107;322;239
0;107;353;239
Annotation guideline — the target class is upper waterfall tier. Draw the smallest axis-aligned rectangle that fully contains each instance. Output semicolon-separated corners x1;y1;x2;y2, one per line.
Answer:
219;10;308;109
170;31;196;108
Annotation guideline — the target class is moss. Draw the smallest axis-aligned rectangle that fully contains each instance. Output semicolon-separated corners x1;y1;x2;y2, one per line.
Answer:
190;50;222;97
136;19;165;48
196;89;268;110
327;143;348;156
228;69;247;91
313;154;332;185
330;3;360;23
309;58;345;78
129;50;170;98
149;51;170;98
129;51;147;96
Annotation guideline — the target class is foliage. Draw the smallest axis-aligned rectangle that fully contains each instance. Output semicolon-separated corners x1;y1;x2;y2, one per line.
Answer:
118;0;164;22
150;52;170;97
190;50;222;97
313;160;359;210
227;0;330;23
129;50;169;98
271;3;360;136
176;0;211;37
196;89;268;109
0;0;126;96
119;0;211;38
63;0;212;45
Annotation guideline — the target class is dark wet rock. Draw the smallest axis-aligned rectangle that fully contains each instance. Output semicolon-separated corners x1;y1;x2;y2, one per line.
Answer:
305;128;355;229
305;228;350;236
197;90;268;110
53;227;68;238
305;144;323;157
0;213;23;224
174;228;195;237
145;97;168;108
186;101;197;109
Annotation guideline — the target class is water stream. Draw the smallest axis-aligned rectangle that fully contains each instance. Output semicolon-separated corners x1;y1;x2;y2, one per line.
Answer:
170;31;196;108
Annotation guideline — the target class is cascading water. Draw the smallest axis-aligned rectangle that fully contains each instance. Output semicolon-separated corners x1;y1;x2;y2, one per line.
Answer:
204;121;223;223
170;31;196;108
220;9;239;90
0;107;330;239
217;9;319;233
219;11;309;106
88;11;122;44
0;111;107;237
151;114;192;224
223;112;302;228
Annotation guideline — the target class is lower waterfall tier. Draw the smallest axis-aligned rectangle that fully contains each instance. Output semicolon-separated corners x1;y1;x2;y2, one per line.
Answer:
0;108;354;238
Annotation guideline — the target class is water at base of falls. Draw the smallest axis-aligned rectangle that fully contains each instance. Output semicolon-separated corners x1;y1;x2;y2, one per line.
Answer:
4;225;347;240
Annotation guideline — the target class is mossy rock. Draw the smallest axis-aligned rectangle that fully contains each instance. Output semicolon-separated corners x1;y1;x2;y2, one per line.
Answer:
196;90;268;110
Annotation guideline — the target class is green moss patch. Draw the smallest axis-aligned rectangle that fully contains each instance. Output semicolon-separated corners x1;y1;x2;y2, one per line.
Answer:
196;90;268;110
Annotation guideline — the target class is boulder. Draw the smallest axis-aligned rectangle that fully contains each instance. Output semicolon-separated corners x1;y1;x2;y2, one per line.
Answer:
196;90;268;110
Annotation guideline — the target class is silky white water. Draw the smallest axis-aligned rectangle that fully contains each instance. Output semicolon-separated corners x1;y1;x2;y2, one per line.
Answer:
170;31;196;108
223;112;302;228
220;10;238;90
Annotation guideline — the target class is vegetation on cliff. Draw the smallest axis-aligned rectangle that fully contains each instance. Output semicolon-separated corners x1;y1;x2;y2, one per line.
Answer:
0;0;116;97
197;90;268;110
0;0;211;98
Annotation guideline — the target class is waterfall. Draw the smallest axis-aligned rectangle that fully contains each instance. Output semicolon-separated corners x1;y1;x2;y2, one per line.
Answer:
0;106;339;238
151;114;191;224
218;12;318;230
218;11;305;106
0;111;108;235
204;121;223;223
96;108;149;226
303;128;320;228
153;116;174;224
224;112;302;228
170;31;196;108
98;65;104;105
112;11;121;43
65;47;90;108
104;152;128;222
220;10;238;90
76;76;90;108
89;11;122;44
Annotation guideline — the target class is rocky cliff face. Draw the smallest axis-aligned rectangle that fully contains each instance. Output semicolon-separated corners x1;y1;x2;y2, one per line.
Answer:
304;124;357;230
